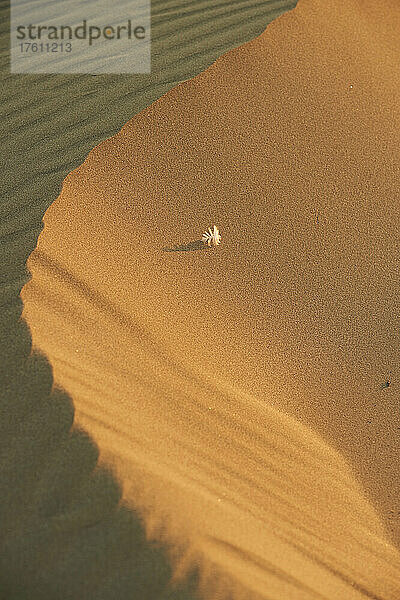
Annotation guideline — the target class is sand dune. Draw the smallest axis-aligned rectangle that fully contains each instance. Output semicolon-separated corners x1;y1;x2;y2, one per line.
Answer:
22;0;400;597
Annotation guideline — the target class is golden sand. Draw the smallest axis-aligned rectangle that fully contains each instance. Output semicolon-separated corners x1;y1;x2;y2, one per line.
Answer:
22;0;400;597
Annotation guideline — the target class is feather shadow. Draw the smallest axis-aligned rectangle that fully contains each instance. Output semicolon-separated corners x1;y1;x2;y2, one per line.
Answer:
162;240;207;252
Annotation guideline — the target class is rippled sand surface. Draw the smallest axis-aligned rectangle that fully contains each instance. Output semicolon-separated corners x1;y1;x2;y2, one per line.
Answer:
22;0;400;597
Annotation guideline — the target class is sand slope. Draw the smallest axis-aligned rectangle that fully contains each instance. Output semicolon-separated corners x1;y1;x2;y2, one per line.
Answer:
22;0;400;597
1;2;296;597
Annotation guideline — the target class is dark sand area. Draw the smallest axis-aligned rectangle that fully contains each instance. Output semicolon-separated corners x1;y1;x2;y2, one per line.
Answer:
21;0;400;598
0;1;297;598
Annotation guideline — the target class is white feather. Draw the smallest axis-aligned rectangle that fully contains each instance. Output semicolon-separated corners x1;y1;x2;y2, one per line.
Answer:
202;225;221;247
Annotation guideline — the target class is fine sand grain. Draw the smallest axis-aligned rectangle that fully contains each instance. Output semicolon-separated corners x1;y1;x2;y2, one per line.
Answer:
22;0;400;597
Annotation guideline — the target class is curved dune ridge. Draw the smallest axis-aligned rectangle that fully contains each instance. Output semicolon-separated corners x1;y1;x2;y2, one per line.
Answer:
22;0;400;597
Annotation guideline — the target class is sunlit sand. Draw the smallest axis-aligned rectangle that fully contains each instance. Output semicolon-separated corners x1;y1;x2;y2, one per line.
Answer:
22;0;400;597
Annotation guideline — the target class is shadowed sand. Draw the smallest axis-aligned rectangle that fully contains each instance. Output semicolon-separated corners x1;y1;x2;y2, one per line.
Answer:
22;0;400;597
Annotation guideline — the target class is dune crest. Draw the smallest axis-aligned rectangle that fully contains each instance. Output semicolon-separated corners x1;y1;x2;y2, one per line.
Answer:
22;0;400;597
